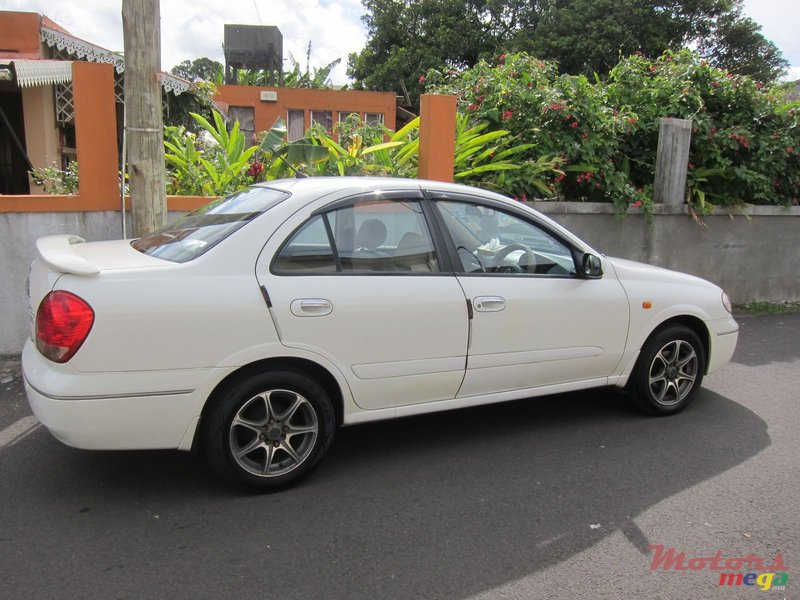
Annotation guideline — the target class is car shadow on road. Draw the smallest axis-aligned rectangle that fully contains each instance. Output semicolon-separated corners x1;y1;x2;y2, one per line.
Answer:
0;387;769;600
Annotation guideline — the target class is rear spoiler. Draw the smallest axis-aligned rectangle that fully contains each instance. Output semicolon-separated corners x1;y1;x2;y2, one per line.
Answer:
35;235;100;276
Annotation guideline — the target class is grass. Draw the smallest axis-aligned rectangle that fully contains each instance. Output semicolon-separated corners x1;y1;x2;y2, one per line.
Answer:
734;301;800;316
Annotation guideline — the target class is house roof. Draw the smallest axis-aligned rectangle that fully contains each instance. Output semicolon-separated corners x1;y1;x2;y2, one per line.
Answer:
39;22;191;96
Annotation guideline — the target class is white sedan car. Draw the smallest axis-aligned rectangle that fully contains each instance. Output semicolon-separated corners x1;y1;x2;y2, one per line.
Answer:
23;178;738;490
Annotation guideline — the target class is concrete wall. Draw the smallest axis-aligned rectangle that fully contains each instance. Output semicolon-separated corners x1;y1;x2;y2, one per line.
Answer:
531;202;800;305
1;203;798;357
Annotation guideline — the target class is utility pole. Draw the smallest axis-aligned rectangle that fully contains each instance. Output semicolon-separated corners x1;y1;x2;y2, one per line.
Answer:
122;0;167;237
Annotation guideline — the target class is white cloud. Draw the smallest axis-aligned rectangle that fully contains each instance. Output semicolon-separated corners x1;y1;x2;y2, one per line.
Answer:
785;65;800;83
2;0;796;84
0;0;366;83
742;0;800;69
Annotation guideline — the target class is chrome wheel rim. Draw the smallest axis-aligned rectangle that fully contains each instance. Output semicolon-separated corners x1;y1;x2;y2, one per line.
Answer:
648;340;698;406
229;389;318;478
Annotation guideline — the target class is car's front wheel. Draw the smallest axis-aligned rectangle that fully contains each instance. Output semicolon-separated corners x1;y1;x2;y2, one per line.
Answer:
628;325;706;415
202;370;335;491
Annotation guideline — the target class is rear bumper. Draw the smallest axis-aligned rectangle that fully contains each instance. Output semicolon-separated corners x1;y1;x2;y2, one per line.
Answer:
22;340;210;450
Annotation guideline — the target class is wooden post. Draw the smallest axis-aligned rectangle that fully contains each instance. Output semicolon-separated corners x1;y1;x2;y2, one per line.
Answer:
653;118;692;206
122;0;167;237
418;94;456;182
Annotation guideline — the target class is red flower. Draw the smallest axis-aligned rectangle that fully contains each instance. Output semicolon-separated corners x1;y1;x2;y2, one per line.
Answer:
501;110;513;120
468;103;478;111
555;173;566;184
570;121;579;128
419;75;426;83
247;161;264;178
628;117;638;125
499;53;506;62
633;200;643;208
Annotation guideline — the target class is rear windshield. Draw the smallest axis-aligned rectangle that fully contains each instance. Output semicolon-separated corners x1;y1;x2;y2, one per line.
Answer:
132;187;290;263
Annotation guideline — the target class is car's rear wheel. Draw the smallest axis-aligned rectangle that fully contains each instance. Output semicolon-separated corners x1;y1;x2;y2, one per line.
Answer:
202;370;335;491
628;325;706;415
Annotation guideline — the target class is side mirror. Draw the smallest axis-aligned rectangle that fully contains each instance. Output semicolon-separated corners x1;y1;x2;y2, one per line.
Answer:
581;253;603;279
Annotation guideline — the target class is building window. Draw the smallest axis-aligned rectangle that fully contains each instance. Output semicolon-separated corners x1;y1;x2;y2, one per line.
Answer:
338;111;360;123
311;110;333;133
365;112;384;125
287;110;305;141
229;106;256;146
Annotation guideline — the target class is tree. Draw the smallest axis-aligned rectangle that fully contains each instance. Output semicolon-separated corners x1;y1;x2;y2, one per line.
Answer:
695;9;788;82
347;0;787;102
525;0;787;81
347;0;492;105
170;57;223;82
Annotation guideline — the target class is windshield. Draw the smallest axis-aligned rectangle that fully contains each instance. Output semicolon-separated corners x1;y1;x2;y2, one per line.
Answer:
132;187;290;263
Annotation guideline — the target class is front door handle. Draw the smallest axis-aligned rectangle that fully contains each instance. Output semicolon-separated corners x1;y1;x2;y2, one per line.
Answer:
290;298;333;317
473;296;506;312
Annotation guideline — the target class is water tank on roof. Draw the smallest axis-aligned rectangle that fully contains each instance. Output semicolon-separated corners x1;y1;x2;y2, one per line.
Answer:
224;24;283;85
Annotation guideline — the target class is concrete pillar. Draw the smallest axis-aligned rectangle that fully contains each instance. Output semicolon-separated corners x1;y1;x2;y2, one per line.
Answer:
653;118;692;206
418;94;456;182
73;61;119;208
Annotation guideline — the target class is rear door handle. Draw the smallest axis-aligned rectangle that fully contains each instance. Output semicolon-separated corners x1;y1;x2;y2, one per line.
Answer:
290;298;333;317
473;296;506;312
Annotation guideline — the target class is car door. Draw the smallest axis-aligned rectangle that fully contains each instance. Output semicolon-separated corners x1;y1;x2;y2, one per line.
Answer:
430;194;629;398
258;191;469;410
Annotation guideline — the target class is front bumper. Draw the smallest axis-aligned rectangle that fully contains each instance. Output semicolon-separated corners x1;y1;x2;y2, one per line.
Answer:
22;340;209;450
707;316;739;374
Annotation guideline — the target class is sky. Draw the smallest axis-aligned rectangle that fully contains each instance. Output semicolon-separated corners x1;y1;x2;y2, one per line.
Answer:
1;0;798;84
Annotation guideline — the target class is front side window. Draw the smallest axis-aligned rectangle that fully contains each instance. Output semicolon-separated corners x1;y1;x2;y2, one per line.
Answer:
274;198;439;274
436;199;577;276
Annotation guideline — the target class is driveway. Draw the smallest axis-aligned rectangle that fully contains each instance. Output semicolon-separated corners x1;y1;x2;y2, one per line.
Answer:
1;313;797;599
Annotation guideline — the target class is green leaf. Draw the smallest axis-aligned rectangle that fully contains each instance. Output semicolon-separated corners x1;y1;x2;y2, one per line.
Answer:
361;141;404;155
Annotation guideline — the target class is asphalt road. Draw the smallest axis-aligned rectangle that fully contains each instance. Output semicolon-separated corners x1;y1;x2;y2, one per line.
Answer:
1;314;797;600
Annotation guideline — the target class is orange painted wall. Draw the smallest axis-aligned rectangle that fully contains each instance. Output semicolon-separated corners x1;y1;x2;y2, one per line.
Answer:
0;62;121;212
73;62;119;206
418;94;456;182
0;12;41;59
215;85;397;134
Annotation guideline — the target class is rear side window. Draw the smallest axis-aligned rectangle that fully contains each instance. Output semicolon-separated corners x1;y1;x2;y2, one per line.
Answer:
132;187;289;263
273;198;439;274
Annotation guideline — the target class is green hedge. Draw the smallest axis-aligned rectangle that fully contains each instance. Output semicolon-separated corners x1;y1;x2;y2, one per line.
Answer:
425;50;800;212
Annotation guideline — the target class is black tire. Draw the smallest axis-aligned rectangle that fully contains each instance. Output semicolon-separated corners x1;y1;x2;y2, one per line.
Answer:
202;370;335;491
627;325;706;416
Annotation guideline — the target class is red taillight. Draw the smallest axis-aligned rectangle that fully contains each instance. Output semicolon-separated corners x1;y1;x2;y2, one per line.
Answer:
35;291;95;363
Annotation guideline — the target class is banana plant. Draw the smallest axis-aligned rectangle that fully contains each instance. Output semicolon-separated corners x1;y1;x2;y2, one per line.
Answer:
164;126;208;196
256;118;331;179
189;111;258;195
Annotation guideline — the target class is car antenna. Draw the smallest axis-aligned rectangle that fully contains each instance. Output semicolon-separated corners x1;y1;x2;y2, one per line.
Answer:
272;150;308;179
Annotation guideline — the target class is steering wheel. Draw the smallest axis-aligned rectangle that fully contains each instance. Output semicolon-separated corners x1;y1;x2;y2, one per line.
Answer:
490;243;536;273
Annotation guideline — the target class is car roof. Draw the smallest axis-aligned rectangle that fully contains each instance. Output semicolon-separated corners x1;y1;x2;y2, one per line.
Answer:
252;177;512;203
